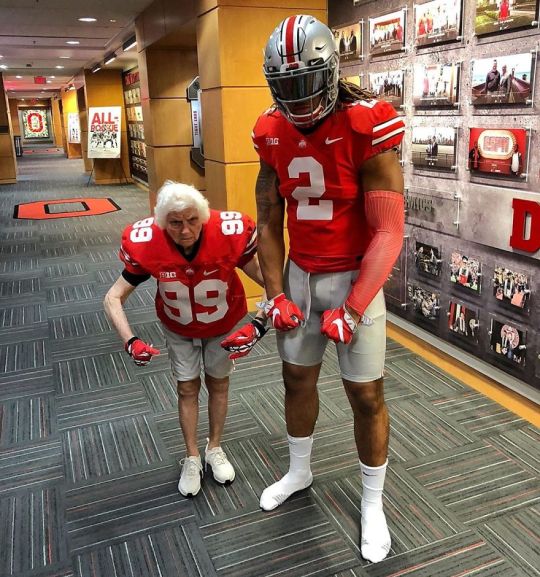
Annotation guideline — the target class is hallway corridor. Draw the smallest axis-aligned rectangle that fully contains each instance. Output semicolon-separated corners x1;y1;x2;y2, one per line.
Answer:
0;155;538;577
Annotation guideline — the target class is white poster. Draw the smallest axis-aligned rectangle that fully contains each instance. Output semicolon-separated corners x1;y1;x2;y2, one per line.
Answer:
67;112;80;144
88;106;121;159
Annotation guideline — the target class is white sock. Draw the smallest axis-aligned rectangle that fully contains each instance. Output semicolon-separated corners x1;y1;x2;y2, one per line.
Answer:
260;434;313;511
360;459;391;563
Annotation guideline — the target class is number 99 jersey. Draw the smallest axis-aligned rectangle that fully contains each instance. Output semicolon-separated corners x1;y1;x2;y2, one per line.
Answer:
252;99;405;274
119;210;257;339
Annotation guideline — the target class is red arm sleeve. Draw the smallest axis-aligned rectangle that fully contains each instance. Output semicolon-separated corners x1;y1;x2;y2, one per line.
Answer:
345;190;404;316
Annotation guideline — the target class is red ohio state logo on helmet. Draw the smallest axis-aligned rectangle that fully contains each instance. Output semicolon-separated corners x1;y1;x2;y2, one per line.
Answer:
13;198;121;220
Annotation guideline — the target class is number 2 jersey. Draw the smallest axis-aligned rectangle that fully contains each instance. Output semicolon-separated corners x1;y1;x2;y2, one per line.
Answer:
119;210;257;339
252;99;405;273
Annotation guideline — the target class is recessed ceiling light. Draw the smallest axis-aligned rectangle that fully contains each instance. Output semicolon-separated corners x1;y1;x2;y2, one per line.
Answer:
0;65;7;69
110;19;117;23
50;75;55;79
55;65;64;69
66;41;80;45
104;52;117;65
78;17;96;22
16;75;22;79
59;56;71;59
47;80;52;83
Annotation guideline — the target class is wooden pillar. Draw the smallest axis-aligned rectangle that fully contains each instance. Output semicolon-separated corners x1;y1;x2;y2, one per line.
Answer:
0;73;17;184
61;89;82;159
8;99;21;136
138;46;204;209
83;68;130;184
196;0;326;306
50;97;64;148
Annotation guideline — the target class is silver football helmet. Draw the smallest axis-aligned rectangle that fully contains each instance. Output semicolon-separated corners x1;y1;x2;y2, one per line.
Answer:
263;15;339;128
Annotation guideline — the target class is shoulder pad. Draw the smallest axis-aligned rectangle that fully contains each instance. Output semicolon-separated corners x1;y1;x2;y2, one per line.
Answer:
348;99;399;136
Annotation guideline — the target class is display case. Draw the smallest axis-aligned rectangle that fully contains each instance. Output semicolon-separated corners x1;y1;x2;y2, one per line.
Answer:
123;67;148;185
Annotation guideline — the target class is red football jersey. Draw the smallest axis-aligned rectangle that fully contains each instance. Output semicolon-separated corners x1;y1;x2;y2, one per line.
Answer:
119;210;256;338
252;100;405;273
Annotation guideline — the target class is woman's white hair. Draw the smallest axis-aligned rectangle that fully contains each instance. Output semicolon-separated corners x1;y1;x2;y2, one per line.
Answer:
153;180;210;229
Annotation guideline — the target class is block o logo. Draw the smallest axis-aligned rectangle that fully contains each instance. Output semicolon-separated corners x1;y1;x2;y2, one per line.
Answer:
13;198;121;219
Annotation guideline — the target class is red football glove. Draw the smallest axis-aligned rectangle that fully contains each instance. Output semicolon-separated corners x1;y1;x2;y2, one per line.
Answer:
263;293;304;331
125;337;160;366
320;306;359;344
220;318;267;360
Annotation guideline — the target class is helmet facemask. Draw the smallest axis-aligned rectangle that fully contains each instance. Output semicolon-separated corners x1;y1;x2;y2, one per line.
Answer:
265;54;339;127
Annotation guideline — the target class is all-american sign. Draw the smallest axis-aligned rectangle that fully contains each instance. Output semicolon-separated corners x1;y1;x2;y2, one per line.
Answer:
88;106;121;159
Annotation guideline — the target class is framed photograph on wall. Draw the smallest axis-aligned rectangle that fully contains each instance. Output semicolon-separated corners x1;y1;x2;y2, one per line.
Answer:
450;251;482;293
333;21;364;62
411;126;457;170
493;266;531;311
448;300;480;343
414;241;442;277
407;284;441;321
369;69;404;107
369;9;406;56
413;62;460;107
21;109;50;140
468;127;528;180
414;0;463;46
471;52;533;105
489;318;526;365
475;0;539;36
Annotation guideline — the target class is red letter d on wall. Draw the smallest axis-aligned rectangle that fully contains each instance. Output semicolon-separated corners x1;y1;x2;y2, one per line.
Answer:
510;199;540;253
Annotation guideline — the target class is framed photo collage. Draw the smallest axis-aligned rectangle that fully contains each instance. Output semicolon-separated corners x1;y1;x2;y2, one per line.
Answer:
331;0;539;388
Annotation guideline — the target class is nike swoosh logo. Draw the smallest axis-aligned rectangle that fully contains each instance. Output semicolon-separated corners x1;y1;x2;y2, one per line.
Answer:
332;318;344;341
203;269;219;276
325;137;343;145
272;309;280;324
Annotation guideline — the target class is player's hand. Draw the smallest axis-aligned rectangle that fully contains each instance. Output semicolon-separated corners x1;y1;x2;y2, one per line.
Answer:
220;318;267;360
125;337;160;366
264;293;304;331
321;306;359;344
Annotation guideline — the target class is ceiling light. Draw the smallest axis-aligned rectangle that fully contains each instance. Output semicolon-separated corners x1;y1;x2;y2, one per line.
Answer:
110;19;117;23
122;36;137;51
50;75;55;79
78;17;96;22
91;63;102;73
60;56;71;59
104;52;117;65
0;65;7;69
66;40;80;45
55;65;64;69
47;80;52;83
16;75;22;79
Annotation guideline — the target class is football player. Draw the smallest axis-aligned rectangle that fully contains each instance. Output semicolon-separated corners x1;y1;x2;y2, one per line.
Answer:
104;181;267;498
252;15;405;563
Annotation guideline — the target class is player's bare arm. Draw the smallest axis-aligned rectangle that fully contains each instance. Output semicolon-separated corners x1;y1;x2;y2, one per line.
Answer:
241;253;265;288
361;149;404;194
103;275;137;343
255;159;286;298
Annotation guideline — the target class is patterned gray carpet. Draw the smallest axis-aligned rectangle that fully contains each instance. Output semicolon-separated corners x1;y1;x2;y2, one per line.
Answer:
0;155;538;577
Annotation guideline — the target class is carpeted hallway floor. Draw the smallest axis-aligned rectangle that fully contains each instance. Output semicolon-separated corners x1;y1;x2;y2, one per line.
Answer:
0;154;538;577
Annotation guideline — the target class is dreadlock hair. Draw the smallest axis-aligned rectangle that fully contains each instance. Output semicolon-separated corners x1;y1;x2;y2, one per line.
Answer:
336;79;376;108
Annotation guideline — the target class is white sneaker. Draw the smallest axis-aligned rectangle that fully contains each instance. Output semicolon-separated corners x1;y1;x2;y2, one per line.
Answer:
205;440;235;484
178;456;203;497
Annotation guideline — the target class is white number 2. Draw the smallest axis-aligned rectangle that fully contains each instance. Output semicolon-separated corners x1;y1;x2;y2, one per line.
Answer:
289;157;333;221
